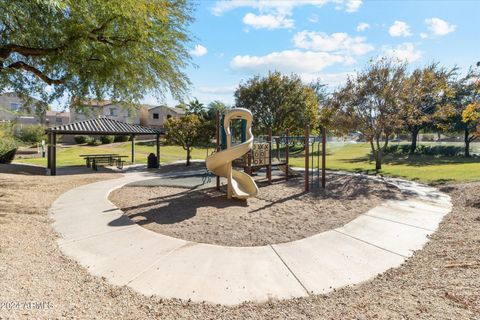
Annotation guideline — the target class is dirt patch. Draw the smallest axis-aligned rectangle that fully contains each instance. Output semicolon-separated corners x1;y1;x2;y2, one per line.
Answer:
109;173;403;246
1;164;479;319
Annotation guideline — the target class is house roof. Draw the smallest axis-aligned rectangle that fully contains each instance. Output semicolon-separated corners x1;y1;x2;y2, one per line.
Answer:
46;117;159;135
148;105;186;115
46;110;70;117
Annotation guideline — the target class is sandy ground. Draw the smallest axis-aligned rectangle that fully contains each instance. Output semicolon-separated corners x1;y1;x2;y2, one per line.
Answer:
0;163;479;319
110;173;404;246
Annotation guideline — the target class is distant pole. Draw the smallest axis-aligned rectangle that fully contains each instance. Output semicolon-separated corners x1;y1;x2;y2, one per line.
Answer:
322;127;326;189
215;111;220;190
52;133;57;176
267;128;272;184
131;135;135;164
304;126;309;192
285;129;290;181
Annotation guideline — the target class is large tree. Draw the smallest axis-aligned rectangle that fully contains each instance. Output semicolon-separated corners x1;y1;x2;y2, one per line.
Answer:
0;0;193;105
435;66;480;157
327;59;406;170
399;63;454;154
234;71;319;135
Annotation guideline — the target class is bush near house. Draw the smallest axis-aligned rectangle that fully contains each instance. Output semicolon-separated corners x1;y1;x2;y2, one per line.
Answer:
87;138;102;146
0;138;17;163
15;124;46;145
100;135;115;144
114;135;130;142
74;135;92;144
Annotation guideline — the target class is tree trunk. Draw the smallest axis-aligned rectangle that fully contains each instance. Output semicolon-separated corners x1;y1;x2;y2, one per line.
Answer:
410;128;420;154
464;129;471;157
375;149;382;171
186;147;191;166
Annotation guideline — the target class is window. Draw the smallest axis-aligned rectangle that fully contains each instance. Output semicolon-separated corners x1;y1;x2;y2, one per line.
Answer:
10;102;21;111
153;113;159;119
166;114;172;119
56;117;63;124
109;108;117;116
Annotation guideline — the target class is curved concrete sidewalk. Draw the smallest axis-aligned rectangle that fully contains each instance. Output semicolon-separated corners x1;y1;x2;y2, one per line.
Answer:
50;170;452;305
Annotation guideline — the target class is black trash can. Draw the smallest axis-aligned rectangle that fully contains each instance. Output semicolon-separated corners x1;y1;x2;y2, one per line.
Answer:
147;153;159;168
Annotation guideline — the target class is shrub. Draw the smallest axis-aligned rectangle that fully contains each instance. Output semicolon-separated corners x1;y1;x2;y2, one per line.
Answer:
114;135;130;142
15;124;46;145
87;138;102;146
0;138;17;163
385;144;464;157
74;135;91;144
100;135;115;144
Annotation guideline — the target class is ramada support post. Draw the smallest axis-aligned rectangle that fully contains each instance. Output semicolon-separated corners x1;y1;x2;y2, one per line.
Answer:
304;126;309;192
131;135;136;164
52;133;56;176
47;132;52;174
156;133;160;168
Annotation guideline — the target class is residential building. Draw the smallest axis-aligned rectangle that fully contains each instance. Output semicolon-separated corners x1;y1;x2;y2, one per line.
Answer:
0;92;45;124
146;105;185;131
69;99;142;125
45;110;70;127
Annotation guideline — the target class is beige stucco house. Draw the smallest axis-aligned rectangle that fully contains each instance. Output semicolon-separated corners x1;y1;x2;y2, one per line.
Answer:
45;110;70;127
0;92;46;124
146;105;185;130
69;99;143;125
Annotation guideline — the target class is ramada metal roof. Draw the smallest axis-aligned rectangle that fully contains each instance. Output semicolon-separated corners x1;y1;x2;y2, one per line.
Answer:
46;117;160;135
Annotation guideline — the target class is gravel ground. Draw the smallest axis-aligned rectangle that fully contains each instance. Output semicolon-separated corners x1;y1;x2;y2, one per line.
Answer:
0;163;479;319
110;173;403;246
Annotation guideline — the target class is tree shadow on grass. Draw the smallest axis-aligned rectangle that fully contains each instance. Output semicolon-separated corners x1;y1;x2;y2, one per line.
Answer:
343;153;480;167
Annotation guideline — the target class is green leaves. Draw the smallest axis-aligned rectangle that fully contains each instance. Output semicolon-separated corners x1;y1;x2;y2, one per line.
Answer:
234;71;319;135
0;0;194;106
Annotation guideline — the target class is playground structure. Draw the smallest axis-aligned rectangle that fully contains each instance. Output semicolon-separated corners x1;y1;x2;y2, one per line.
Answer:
206;108;259;199
208;109;327;197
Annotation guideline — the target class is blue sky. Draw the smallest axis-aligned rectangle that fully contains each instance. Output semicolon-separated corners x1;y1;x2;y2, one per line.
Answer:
147;0;479;107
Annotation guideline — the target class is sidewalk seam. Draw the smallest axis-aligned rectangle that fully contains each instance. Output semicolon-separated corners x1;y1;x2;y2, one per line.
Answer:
269;245;311;295
334;230;409;258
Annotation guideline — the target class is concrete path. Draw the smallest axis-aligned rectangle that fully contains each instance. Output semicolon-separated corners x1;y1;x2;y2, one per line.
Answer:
50;170;452;305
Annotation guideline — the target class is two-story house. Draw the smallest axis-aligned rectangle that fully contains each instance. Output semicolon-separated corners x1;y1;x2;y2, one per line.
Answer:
0;92;46;124
146;105;185;131
70;99;143;125
45;110;71;127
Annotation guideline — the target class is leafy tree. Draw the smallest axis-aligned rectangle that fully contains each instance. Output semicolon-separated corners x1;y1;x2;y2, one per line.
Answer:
435;67;479;157
234;71;319;135
0;0;193;106
164;114;203;166
399;63;454;154
327;58;406;170
15;124;46;144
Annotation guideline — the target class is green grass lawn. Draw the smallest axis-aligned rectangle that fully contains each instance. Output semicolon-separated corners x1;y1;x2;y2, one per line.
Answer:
15;141;480;183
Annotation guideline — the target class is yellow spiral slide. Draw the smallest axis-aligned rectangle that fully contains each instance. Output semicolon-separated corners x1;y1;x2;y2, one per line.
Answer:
206;108;259;199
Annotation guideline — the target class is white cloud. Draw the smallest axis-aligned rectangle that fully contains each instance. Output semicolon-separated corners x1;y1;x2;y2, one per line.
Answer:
243;12;294;29
356;22;370;32
293;31;374;55
230;50;354;74
420;32;428;39
211;0;362;16
425;17;456;36
382;42;422;62
308;14;319;23
190;44;208;57
388;20;412;37
344;0;362;12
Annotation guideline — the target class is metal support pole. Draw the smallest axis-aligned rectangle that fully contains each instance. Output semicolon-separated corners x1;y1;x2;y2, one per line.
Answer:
215;111;220;190
52;133;57;176
267;128;272;184
304;126;309;192
156;133;160;168
131;135;135;164
285;129;289;181
322;127;326;189
47;132;52;172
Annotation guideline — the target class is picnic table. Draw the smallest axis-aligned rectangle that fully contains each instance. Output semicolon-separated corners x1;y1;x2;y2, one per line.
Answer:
80;154;128;171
